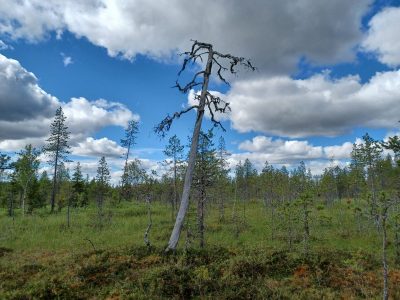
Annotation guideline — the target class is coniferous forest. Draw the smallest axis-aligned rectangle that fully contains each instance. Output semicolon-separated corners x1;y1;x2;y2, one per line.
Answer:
2;42;400;298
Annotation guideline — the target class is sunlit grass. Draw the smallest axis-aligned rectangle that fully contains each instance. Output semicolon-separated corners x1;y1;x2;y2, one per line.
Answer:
0;198;388;258
1;198;399;299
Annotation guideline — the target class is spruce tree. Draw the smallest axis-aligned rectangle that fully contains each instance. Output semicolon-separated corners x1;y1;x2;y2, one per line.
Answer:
72;162;86;206
163;134;184;215
96;156;111;225
44;107;71;213
193;129;219;248
242;158;256;219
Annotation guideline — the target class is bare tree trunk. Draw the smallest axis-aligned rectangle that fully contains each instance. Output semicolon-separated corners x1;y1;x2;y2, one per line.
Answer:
219;191;225;222
271;199;275;240
303;201;310;258
18;191;22;210
173;159;178;213
144;195;152;249
8;190;14;220
121;141;131;200
233;178;240;239
67;195;71;228
22;185;27;216
288;215;293;251
395;216;400;265
21;175;34;216
197;189;205;248
382;212;389;300
165;50;213;252
50;152;59;213
97;194;104;227
124;141;131;171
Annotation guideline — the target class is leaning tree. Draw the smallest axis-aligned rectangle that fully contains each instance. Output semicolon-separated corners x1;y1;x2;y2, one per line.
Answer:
121;120;139;200
155;40;255;251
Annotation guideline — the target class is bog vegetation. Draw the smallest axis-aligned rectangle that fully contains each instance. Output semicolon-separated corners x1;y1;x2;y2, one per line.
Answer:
1;42;400;299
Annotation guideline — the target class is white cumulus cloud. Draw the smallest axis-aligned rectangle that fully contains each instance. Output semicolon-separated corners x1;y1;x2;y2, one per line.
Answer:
71;137;125;158
0;0;371;74
220;70;400;137
0;53;138;152
228;136;356;175
363;7;400;67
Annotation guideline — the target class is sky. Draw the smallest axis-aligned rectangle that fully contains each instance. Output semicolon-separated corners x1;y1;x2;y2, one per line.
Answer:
1;0;400;182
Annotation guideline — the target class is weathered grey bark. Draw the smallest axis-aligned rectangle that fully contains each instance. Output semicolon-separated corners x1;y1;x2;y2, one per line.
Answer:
165;50;213;251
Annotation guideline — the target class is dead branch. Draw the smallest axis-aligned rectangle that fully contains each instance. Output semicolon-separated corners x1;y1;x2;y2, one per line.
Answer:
213;51;256;74
156;40;254;137
177;40;212;76
205;92;231;131
174;71;205;93
155;105;199;137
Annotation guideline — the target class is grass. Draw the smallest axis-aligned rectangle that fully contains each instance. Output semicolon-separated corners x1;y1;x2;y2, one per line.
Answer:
1;198;399;299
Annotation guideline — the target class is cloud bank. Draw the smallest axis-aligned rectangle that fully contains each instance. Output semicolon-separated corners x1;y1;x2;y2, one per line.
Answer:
0;0;371;74
0;53;138;156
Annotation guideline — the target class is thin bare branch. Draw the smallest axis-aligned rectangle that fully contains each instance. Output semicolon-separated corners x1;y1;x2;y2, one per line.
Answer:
207;104;226;131
174;71;205;93
203;92;231;131
212;58;229;85
155;105;199;137
177;41;212;76
213;50;256;73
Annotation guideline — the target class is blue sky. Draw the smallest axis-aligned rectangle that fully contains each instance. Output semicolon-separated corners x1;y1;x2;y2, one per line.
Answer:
1;0;400;180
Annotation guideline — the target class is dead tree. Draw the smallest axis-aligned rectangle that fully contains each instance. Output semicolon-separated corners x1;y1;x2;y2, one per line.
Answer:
156;40;254;252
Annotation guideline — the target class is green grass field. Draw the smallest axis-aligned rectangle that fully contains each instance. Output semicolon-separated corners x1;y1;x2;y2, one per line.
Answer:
1;199;399;299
